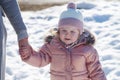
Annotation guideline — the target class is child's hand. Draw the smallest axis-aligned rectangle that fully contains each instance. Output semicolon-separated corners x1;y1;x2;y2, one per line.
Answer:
18;38;32;60
19;46;31;60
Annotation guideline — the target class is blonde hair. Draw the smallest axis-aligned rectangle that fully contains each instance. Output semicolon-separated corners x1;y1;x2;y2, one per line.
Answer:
44;28;58;43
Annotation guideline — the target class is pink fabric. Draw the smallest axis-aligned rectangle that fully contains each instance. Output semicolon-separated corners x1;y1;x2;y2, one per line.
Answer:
67;2;76;9
58;18;84;34
22;37;107;80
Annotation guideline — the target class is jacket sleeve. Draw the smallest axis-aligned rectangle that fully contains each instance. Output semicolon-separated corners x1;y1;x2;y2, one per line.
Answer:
86;48;107;80
1;0;28;40
23;44;51;67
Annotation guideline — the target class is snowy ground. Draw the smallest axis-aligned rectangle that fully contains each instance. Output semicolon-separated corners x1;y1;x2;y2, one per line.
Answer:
4;1;120;80
18;0;71;5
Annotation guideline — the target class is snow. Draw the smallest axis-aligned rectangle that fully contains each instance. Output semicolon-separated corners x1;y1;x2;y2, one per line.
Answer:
18;0;70;5
4;1;120;80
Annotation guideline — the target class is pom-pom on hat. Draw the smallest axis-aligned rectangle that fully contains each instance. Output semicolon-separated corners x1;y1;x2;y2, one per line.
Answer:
58;2;84;34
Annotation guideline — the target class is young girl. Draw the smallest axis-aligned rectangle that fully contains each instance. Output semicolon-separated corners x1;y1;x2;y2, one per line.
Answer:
19;2;107;80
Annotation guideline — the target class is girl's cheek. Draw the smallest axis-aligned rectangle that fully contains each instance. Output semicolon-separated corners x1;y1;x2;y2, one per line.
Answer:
71;33;76;36
61;31;67;35
60;32;66;36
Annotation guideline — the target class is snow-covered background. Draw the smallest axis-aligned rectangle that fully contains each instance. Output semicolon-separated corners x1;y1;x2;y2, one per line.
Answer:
4;0;120;80
18;0;72;5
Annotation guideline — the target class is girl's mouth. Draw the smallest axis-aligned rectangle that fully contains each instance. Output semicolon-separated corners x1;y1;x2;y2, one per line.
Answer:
65;38;71;40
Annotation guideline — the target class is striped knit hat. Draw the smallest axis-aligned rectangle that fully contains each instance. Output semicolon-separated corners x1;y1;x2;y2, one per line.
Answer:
58;2;84;34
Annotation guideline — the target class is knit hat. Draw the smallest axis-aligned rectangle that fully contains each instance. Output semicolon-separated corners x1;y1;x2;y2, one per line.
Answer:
58;2;84;34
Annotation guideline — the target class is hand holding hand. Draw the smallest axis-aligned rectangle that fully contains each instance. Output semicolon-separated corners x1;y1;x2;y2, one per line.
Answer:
18;38;32;60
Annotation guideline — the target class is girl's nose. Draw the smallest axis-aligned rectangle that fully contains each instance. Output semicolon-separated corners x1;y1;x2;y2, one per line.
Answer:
65;32;71;37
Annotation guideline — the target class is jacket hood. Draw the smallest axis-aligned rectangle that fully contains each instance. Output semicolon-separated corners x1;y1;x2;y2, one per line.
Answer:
44;28;96;46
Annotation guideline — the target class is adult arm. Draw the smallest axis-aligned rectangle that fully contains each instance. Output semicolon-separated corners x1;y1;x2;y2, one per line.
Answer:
1;0;28;40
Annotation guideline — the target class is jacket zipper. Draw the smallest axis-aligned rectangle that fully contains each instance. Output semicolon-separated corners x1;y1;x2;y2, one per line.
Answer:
65;47;72;80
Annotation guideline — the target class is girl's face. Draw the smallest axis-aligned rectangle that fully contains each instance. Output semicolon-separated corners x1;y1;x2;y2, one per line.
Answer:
59;26;80;45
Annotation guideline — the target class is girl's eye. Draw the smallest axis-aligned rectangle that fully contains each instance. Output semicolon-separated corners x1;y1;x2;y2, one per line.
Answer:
71;31;75;33
61;30;67;32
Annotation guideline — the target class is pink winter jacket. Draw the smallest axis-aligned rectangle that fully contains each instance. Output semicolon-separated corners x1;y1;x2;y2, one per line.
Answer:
22;36;107;80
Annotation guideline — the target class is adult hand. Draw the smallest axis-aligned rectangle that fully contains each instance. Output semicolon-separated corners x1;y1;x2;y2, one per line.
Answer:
18;38;32;60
